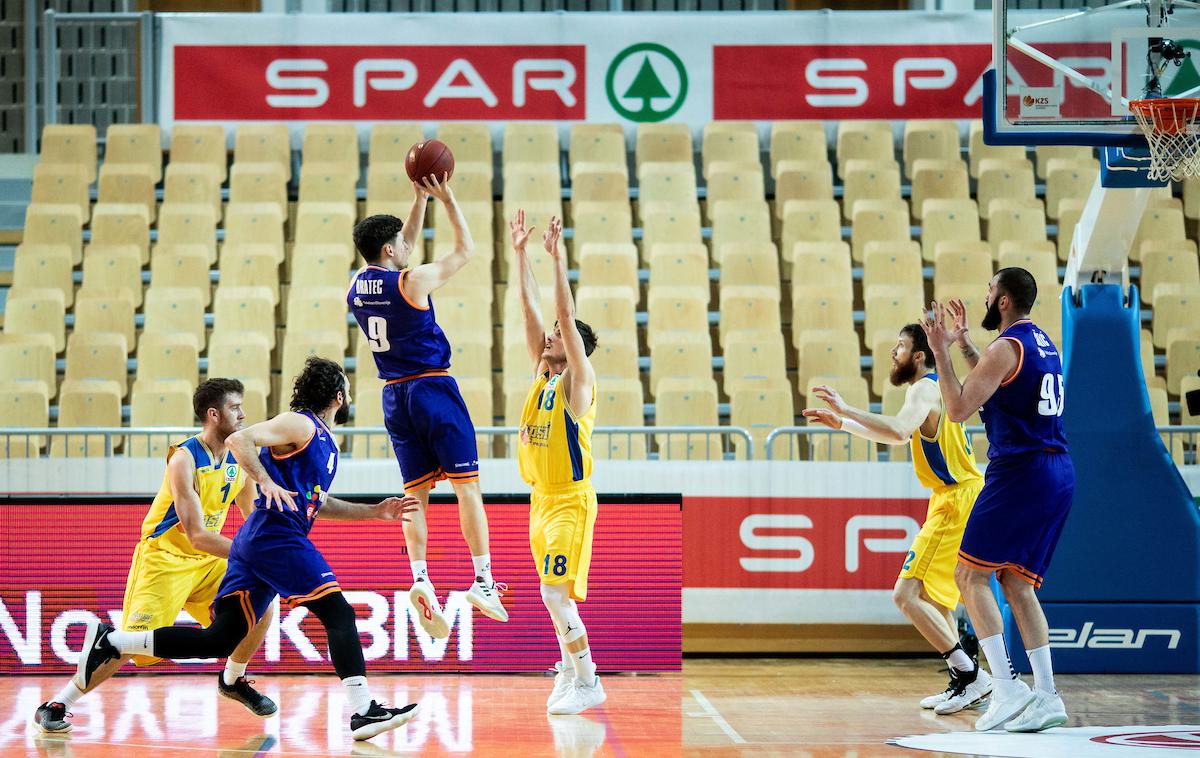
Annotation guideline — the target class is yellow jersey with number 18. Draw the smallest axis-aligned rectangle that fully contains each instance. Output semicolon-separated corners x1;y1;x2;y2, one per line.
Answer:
518;371;596;489
910;374;983;491
139;435;246;558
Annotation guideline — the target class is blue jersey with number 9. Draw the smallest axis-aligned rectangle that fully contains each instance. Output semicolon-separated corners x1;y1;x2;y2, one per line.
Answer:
979;319;1070;461
347;265;451;381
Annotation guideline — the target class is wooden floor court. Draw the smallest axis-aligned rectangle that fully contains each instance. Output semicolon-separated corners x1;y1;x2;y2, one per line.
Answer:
3;659;1197;757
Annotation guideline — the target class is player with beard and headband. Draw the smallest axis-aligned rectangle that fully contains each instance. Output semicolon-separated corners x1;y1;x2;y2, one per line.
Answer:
921;267;1074;734
803;320;989;714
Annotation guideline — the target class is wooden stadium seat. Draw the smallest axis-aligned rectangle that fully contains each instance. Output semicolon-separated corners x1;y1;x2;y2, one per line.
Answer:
1034;145;1094;180
1055;198;1084;263
1132;204;1187;262
1044;159;1099;220
967;120;1027;179
1153;286;1200;349
805;375;872;461
230;162;288;215
770;122;828;177
366;162;410;217
136;332;199;387
579;243;638;293
219;244;280;305
292;243;355;288
655;376;722;461
149;244;213;307
862;240;923;297
780;199;841;264
921;199;981;262
590;339;639;383
73;287;136;348
933;245;994;294
724;330;788;396
702;130;759;178
642;204;703;254
976;159;1036;220
792;241;852;298
436;123;493;164
502;285;554;346
158;203;219;263
1167;330;1200;395
142;285;206;351
720;241;780;291
13;243;74;308
987;198;1048;258
569;126;626;173
719;285;781;347
351;377;389;460
32;163;90;223
51;379;123;457
637;162;697;208
303;123;359;175
169;124;228;182
710;200;771;264
576;285;638;334
571;202;633;254
864;284;924;349
649;330;711;397
911;159;970;219
299;162;357;207
448;332;492;380
850;199;910;262
706;162;765;208
1140;328;1158;386
23;203;83;266
90;203;150;265
65;331;129;397
369;123;425;165
503;164;561;204
40;124;98;183
0;334;57;398
104;124;162;182
432;285;493;348
234;124;291;179
0;380;50;458
648;285;708;336
208;330;272;400
836;121;894;176
636;123;692;168
592;378;647;460
295;202;356;247
128;379;195;458
998;241;1060;293
504;123;559;167
435;200;494;259
3;288;66;353
81;244;143;308
731;379;795;460
224;204;285;259
279;331;347;411
790;286;853;345
164;163;222;220
286;286;350;351
457;377;495;458
841;159;902;221
774;160;834;213
1140;239;1200;305
902;120;960;179
571;163;628;204
649;242;709;293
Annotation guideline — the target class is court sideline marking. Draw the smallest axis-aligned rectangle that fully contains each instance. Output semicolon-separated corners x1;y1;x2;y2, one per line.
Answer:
689;689;747;744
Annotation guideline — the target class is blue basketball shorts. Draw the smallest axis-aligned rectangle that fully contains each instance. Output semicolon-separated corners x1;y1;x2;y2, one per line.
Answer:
958;451;1076;588
216;510;341;623
382;374;480;491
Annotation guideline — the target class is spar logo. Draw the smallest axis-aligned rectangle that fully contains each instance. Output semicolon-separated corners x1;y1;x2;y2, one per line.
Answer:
605;43;687;122
1091;729;1200;748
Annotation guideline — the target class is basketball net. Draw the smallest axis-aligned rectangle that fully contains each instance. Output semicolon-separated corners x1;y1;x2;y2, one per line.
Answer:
1130;98;1200;181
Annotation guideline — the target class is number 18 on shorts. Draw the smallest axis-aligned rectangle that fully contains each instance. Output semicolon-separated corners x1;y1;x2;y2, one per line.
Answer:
529;486;598;602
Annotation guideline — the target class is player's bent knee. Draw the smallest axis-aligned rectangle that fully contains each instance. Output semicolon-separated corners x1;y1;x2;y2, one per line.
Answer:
954;562;985;590
303;590;356;631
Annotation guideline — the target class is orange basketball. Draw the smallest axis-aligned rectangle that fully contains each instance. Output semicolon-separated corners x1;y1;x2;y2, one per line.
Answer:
405;139;455;184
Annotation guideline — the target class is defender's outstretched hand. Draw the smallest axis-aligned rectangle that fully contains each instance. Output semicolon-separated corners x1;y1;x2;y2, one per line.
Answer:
376;495;421;523
802;408;843;430
542;216;563;260
510;208;535;253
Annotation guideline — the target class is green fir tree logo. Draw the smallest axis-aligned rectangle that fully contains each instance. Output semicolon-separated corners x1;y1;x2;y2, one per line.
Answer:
606;43;688;123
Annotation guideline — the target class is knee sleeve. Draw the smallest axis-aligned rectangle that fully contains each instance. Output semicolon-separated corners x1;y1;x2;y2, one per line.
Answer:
302;592;366;680
153;599;248;660
540;582;585;643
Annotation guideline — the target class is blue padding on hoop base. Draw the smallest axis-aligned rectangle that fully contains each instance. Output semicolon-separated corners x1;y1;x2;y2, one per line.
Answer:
1100;146;1170;188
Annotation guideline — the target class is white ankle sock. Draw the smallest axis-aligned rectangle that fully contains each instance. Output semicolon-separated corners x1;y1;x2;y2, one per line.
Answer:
52;679;84;708
1026;645;1056;694
343;675;374;716
571;647;596;683
472;554;493;584
556;634;574;677
108;630;153;657
979;634;1017;681
941;643;975;673
411;560;429;585
223;658;248;686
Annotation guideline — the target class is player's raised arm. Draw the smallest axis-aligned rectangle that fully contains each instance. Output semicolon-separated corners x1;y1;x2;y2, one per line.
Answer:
921;302;1018;423
317;494;420;521
544;216;596;410
947;298;982;370
404;173;475;299
226;413;315;512
510;208;548;373
803;380;939;445
400;181;428;253
167;446;234;558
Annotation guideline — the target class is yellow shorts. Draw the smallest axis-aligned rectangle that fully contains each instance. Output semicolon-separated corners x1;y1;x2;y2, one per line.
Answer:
529;483;598;602
121;540;227;665
898;478;983;611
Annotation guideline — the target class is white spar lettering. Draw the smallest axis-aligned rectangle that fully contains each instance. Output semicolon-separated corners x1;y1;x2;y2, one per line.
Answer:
893;57;956;106
424;59;497;108
738;514;814;572
265;59;329;108
353;59;418;107
513;59;577;107
844;515;920;573
804;59;868;108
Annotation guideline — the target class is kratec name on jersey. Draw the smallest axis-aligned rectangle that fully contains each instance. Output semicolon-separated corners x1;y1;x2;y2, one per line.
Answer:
356;279;385;296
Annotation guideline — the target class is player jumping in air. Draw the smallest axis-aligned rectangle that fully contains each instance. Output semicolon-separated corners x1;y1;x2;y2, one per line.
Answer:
71;359;422;741
511;210;606;715
803;321;991;714
920;268;1074;733
349;175;508;639
35;379;276;733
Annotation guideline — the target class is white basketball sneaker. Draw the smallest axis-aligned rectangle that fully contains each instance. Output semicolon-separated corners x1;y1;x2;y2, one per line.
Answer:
975;677;1035;731
546;661;577;710
466;578;509;622
1005;689;1067;732
934;667;993;714
409;580;449;639
548;675;607;716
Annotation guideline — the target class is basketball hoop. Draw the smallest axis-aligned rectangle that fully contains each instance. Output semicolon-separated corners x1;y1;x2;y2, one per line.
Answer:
1130;98;1200;181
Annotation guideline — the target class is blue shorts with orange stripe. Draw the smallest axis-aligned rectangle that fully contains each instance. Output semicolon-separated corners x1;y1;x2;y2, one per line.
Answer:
217;509;341;623
958;451;1075;589
382;373;480;491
